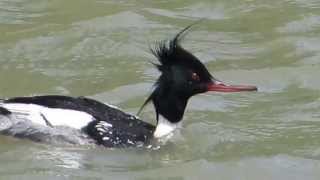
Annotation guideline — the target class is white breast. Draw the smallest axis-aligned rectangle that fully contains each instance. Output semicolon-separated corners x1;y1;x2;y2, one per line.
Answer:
153;115;181;138
1;103;95;129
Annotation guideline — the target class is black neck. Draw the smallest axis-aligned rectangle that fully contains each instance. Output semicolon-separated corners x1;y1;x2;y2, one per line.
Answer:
152;87;188;124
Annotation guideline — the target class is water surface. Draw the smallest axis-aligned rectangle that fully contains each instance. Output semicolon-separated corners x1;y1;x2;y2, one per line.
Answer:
1;0;320;179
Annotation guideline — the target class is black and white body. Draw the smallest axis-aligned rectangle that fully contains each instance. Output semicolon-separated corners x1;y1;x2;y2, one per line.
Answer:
0;96;154;147
0;25;257;148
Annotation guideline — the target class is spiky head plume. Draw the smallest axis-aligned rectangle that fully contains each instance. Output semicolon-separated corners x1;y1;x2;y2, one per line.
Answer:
138;21;214;118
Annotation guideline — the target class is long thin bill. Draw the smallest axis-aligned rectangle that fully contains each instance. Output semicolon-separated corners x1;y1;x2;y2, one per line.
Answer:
207;82;257;92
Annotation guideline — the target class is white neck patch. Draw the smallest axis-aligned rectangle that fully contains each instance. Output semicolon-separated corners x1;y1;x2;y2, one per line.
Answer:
153;115;181;138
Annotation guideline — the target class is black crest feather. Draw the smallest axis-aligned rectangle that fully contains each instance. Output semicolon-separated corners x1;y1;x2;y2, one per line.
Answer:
138;21;203;116
150;21;201;71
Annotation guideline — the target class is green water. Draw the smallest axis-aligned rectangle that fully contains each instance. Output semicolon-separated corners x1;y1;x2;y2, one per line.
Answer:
1;0;320;179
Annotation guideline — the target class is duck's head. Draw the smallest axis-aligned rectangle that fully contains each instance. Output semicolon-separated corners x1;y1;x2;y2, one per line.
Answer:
140;24;257;138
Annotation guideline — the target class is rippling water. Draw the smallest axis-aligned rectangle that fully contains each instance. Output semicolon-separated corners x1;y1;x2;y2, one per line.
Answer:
1;0;320;179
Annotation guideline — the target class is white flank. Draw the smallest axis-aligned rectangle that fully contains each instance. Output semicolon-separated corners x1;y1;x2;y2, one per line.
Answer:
153;115;181;138
2;103;95;129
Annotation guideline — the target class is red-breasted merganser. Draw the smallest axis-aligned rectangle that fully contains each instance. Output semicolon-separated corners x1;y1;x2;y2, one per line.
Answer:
0;25;257;148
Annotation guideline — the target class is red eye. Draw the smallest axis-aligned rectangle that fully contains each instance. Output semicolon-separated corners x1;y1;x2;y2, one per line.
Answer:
191;72;200;81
